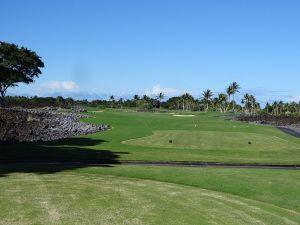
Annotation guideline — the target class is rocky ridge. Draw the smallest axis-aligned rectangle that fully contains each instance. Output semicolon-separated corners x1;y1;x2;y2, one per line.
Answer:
235;114;300;137
0;108;110;143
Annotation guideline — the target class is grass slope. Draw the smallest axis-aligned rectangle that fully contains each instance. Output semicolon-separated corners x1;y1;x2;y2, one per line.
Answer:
0;169;299;225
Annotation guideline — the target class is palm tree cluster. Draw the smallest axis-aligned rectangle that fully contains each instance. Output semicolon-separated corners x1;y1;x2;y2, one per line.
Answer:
241;94;260;114
264;101;300;115
165;82;244;112
199;82;241;113
5;81;267;114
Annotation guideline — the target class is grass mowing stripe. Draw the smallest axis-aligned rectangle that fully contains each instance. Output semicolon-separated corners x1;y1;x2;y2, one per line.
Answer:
0;171;299;225
74;165;300;213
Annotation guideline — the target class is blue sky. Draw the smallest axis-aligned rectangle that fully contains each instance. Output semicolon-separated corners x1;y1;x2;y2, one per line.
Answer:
1;0;300;103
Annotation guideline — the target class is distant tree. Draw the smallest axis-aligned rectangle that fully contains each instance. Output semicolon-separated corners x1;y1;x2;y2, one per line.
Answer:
181;93;194;111
230;82;241;112
157;92;165;110
0;41;44;107
226;82;240;112
226;85;233;110
202;89;213;112
265;102;272;114
55;96;65;106
217;93;228;113
65;97;74;107
263;101;300;115
118;98;123;108
142;95;151;109
272;101;279;115
133;94;140;109
166;96;182;110
109;95;115;108
242;93;257;114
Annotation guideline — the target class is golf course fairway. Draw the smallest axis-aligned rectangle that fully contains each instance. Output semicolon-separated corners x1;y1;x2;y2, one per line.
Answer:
0;170;299;225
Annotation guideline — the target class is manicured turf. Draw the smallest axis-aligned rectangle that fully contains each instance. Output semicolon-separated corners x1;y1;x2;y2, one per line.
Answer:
77;165;300;213
0;166;299;225
2;109;300;164
84;110;300;163
1;109;300;224
123;130;300;151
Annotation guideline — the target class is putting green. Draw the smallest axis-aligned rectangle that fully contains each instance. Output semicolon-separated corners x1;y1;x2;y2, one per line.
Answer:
0;172;299;225
123;130;300;151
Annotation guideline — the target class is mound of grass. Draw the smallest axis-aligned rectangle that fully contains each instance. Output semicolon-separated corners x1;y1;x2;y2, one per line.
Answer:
123;130;300;151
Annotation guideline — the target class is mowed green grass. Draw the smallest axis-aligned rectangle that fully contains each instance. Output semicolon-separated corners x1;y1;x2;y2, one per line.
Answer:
0;165;299;225
1;109;300;224
2;109;300;164
82;110;300;164
123;130;300;151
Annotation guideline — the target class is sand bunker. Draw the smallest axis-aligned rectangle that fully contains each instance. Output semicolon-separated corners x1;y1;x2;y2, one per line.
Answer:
173;114;195;117
89;110;104;113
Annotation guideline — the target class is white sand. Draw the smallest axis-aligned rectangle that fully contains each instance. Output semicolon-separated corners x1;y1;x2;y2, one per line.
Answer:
89;110;104;113
173;114;195;117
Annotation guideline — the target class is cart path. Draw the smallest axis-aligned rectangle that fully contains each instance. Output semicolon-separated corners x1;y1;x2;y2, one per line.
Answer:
278;127;300;138
1;160;299;170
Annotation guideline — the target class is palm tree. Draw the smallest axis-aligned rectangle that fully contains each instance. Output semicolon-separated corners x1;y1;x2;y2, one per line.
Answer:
226;85;233;112
278;101;284;115
217;93;228;113
181;93;194;111
231;82;240;112
242;93;251;113
133;94;140;110
249;95;257;114
202;89;213;112
272;101;278;115
118;98;123;108
142;95;151;109
226;82;241;112
242;93;257;114
157;92;165;110
109;95;115;108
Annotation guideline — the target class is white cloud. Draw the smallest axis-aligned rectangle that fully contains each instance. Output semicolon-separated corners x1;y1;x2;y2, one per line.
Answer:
289;96;300;103
46;81;79;91
145;84;180;97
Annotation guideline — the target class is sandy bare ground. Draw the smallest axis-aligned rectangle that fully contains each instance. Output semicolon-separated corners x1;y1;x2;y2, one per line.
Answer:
89;110;104;113
173;114;195;117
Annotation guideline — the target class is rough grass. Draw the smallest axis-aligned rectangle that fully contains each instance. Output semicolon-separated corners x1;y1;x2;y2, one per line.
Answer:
0;169;299;225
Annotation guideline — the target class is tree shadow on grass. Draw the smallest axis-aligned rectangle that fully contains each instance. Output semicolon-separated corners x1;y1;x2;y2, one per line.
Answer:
0;137;128;177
